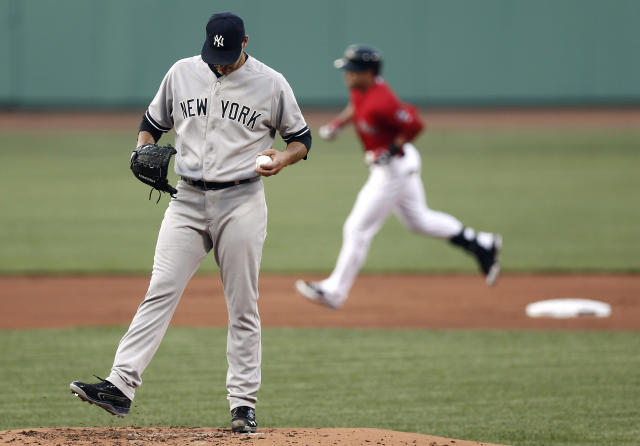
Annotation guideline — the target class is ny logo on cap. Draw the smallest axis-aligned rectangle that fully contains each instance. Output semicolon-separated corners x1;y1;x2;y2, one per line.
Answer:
213;35;224;48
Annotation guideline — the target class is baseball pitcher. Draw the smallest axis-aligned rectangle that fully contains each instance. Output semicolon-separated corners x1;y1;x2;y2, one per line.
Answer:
70;12;311;433
296;45;500;309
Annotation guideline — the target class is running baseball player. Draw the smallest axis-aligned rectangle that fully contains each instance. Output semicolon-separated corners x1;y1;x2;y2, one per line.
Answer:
70;12;311;433
296;45;500;309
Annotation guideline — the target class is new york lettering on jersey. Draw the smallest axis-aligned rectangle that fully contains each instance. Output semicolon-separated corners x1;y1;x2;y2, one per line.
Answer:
179;98;208;119
178;97;262;131
220;100;261;130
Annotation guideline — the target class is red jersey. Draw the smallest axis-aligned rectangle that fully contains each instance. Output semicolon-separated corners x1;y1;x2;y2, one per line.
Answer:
349;78;424;152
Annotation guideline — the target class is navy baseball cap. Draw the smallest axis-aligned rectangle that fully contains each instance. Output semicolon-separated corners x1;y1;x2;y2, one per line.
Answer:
334;44;382;73
201;12;245;65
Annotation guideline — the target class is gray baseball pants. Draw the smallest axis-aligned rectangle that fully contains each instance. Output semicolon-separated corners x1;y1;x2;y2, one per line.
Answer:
107;179;267;410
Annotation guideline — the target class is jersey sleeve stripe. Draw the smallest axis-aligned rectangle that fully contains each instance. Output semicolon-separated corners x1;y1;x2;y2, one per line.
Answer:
145;110;172;132
283;126;310;142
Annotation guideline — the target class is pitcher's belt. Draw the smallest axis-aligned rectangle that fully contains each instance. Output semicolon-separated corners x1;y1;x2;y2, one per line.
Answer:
181;176;260;190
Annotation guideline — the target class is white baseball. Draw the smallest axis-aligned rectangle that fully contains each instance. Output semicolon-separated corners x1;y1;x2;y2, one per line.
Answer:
255;154;272;169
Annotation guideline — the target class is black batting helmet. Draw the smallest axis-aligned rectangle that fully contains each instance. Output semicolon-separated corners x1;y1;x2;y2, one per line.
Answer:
333;44;382;75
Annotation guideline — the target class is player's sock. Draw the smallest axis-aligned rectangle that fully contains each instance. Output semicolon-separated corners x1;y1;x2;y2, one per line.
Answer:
449;226;495;251
449;227;481;254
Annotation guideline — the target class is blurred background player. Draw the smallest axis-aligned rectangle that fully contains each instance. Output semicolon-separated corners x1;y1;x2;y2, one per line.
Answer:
296;44;501;309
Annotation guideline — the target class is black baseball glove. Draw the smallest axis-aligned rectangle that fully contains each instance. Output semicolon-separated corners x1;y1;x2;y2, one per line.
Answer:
130;143;178;201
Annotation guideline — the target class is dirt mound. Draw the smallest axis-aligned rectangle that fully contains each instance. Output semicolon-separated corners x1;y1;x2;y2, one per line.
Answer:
0;427;505;445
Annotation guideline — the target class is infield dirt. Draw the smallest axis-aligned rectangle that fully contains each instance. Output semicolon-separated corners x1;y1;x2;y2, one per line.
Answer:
1;273;638;331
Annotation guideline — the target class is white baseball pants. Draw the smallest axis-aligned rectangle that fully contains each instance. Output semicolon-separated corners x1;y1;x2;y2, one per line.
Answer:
107;179;267;410
319;143;463;304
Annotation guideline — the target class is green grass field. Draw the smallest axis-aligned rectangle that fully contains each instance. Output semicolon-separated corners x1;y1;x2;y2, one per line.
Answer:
1;327;639;446
1;128;639;274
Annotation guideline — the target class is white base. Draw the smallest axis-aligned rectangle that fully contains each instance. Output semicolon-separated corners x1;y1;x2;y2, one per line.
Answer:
525;298;611;318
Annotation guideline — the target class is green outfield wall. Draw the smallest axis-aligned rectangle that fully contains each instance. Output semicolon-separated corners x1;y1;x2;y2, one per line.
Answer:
1;0;639;107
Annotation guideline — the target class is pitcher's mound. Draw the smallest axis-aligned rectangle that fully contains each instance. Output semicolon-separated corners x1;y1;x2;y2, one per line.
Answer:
0;427;506;445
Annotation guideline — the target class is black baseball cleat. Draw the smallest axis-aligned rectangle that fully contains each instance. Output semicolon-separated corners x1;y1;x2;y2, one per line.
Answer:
475;234;502;286
450;229;502;286
231;406;257;433
69;375;131;417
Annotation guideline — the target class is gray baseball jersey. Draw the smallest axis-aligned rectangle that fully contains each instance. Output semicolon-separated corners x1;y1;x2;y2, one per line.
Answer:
145;54;309;181
106;53;308;412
